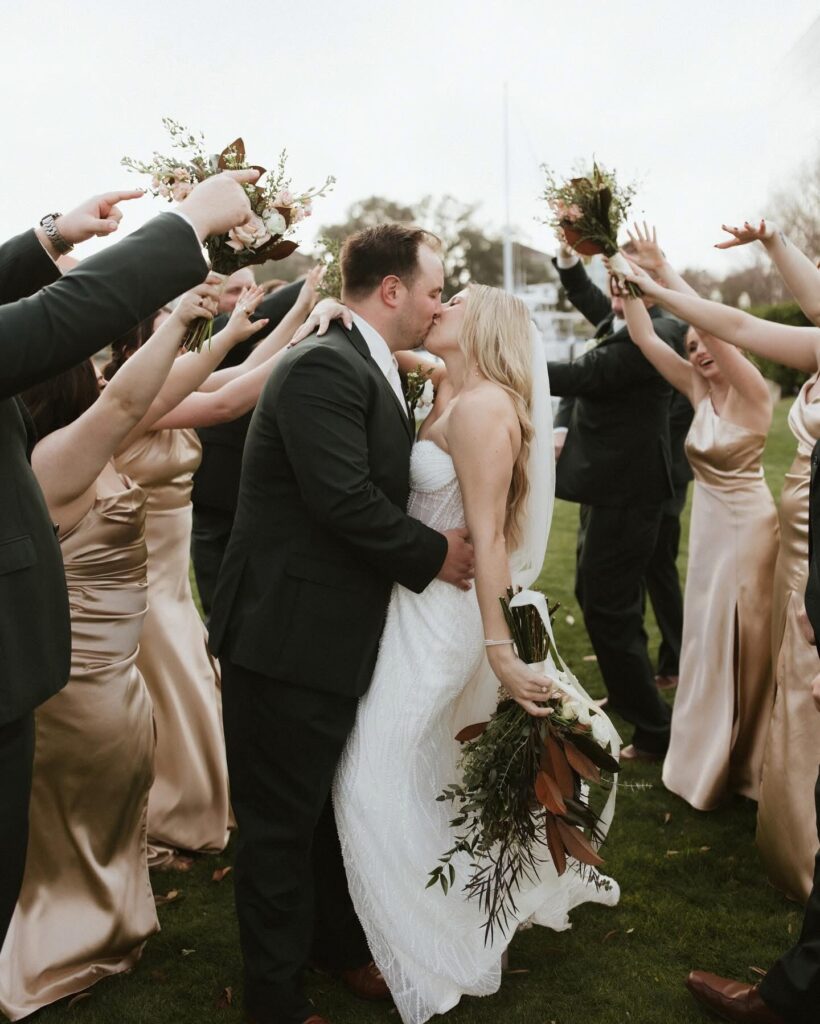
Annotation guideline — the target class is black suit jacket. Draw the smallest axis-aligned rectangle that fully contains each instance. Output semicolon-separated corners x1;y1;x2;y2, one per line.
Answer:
209;322;448;697
549;259;681;508
0;215;207;724
192;280;304;516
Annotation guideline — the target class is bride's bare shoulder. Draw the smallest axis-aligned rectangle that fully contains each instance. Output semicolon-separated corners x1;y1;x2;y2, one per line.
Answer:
449;381;520;448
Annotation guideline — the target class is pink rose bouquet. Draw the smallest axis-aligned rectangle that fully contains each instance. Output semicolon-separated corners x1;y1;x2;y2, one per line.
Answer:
123;118;335;350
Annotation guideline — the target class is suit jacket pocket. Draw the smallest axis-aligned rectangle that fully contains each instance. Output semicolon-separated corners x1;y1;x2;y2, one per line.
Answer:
0;535;37;576
285;553;373;592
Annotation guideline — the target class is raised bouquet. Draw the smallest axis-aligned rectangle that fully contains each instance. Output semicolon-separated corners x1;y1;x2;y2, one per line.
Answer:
541;160;641;296
123;118;335;350
428;587;619;943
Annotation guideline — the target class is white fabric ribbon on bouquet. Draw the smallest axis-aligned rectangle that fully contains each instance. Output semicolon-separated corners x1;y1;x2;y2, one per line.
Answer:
509;588;621;851
606;250;633;284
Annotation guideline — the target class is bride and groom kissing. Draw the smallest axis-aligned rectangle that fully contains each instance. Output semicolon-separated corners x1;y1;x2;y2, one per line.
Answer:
208;223;619;1024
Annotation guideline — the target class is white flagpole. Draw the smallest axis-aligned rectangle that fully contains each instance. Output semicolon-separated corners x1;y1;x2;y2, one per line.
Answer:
502;82;514;293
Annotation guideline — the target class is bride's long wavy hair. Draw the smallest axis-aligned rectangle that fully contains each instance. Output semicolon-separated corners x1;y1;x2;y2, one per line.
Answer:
458;285;534;551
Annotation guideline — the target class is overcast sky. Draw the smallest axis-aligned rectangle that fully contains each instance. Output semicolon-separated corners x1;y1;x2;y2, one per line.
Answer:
4;1;819;277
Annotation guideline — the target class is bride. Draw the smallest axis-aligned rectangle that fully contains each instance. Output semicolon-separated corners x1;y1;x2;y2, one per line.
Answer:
304;284;620;1024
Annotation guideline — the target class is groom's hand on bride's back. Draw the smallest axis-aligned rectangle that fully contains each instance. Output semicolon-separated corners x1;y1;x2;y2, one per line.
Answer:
437;528;475;591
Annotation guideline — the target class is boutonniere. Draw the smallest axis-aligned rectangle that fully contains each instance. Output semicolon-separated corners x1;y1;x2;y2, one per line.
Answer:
406;364;436;430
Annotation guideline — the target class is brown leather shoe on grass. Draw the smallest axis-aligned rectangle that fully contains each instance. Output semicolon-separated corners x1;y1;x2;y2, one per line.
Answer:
685;970;785;1023
340;961;391;1001
620;744;663;763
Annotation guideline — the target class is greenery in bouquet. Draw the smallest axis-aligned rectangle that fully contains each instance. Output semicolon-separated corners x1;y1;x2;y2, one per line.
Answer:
428;587;618;943
314;236;343;300
122;118;335;350
541;160;642;297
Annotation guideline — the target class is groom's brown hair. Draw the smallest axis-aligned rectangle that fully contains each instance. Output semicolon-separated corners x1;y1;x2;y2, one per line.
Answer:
341;224;441;300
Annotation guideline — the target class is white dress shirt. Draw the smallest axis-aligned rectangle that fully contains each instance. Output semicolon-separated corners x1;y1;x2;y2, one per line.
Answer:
350;312;406;410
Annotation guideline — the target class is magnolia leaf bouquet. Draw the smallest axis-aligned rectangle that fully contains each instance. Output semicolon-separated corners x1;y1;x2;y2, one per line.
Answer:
123;118;335;350
428;587;619;943
541;160;641;297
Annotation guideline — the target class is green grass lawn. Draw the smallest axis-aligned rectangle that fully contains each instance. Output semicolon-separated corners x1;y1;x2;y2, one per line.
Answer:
28;399;805;1024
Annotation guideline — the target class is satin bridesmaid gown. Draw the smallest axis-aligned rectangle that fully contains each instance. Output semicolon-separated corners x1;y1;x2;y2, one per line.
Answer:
757;375;820;902
662;398;779;810
115;428;229;866
0;478;158;1020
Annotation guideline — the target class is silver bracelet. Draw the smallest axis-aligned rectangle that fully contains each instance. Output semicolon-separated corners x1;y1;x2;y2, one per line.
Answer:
484;638;515;647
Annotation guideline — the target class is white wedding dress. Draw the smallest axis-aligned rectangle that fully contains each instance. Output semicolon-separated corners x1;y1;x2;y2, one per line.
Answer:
333;438;620;1024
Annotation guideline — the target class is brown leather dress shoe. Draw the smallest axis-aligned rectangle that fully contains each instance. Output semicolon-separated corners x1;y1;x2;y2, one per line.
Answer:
686;971;785;1023
620;744;663;762
339;961;391;1001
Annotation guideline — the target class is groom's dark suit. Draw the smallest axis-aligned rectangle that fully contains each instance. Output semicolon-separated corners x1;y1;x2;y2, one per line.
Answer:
209;321;447;1024
548;259;680;753
0;215;207;948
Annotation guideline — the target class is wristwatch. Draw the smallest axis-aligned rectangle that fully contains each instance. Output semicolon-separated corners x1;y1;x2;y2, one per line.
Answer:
39;212;74;255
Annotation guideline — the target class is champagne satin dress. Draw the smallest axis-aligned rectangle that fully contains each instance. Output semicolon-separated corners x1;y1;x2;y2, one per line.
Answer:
115;428;229;865
0;479;158;1020
757;376;820;902
662;399;778;810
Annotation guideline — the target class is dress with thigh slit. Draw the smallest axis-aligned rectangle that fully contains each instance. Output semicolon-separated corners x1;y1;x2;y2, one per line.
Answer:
662;397;778;810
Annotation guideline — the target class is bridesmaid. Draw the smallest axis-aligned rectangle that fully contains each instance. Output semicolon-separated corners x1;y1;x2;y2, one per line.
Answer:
613;238;777;810
0;282;219;1019
624;232;820;900
109;267;323;869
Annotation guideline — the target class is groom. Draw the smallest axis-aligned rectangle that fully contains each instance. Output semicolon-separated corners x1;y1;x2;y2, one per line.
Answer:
208;224;474;1024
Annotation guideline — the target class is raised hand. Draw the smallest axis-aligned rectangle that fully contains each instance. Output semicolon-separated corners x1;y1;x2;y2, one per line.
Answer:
225;284;270;342
171;276;222;327
178;169;260;241
619;256;664;299
289;296;353;346
295;264;327;314
55;190;144;244
626;221;665;274
715;219;775;250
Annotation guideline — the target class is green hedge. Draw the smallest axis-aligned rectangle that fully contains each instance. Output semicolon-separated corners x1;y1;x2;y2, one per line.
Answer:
747;300;812;395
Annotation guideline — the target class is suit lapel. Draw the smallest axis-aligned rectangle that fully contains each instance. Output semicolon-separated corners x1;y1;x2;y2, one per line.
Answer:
342;324;414;441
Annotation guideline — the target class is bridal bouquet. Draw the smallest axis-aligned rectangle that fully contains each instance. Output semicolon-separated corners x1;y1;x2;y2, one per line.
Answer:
122;118;335;350
428;587;619;943
541;160;641;297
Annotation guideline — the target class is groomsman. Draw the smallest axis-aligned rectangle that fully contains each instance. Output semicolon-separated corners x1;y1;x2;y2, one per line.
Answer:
191;271;305;618
644;371;692;688
549;246;683;758
685;436;820;1023
0;173;254;948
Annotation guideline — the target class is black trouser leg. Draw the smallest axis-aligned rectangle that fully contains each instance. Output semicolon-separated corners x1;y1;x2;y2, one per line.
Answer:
0;712;34;951
576;503;672;754
644;500;685;678
221;659;370;1024
759;767;820;1023
191;507;234;621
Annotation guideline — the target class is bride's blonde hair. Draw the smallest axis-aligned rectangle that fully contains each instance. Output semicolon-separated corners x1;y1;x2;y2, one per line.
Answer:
459;285;534;551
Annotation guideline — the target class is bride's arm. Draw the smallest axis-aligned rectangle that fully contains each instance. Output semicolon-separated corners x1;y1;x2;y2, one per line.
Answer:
449;386;555;717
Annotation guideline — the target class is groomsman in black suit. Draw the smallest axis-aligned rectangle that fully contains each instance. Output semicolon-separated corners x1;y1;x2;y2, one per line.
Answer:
0;173;255;948
209;225;474;1024
191;270;305;618
549;247;683;758
643;366;692;688
685;437;820;1023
